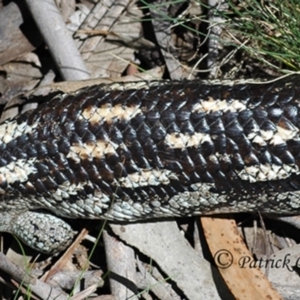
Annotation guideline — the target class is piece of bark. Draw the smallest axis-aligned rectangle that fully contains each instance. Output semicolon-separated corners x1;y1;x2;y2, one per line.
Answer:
76;0;140;78
103;230;138;300
201;216;283;300
0;1;42;66
136;260;177;300
110;221;225;299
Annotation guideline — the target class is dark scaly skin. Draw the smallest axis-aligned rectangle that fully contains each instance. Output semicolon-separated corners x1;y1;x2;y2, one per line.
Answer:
0;75;300;252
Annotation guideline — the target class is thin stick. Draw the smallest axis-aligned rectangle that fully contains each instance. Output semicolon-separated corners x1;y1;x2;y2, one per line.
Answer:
25;0;89;81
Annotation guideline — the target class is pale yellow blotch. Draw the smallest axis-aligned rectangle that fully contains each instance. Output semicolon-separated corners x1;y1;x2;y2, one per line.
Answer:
252;135;267;146
0;158;37;184
69;140;119;161
0;120;38;144
192;98;247;113
165;132;211;149
82;103;141;125
260;130;274;141
276;125;298;141
251;126;298;146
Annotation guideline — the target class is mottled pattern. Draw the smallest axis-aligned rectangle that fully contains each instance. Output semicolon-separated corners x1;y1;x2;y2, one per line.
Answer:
1;76;300;252
1;76;300;221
